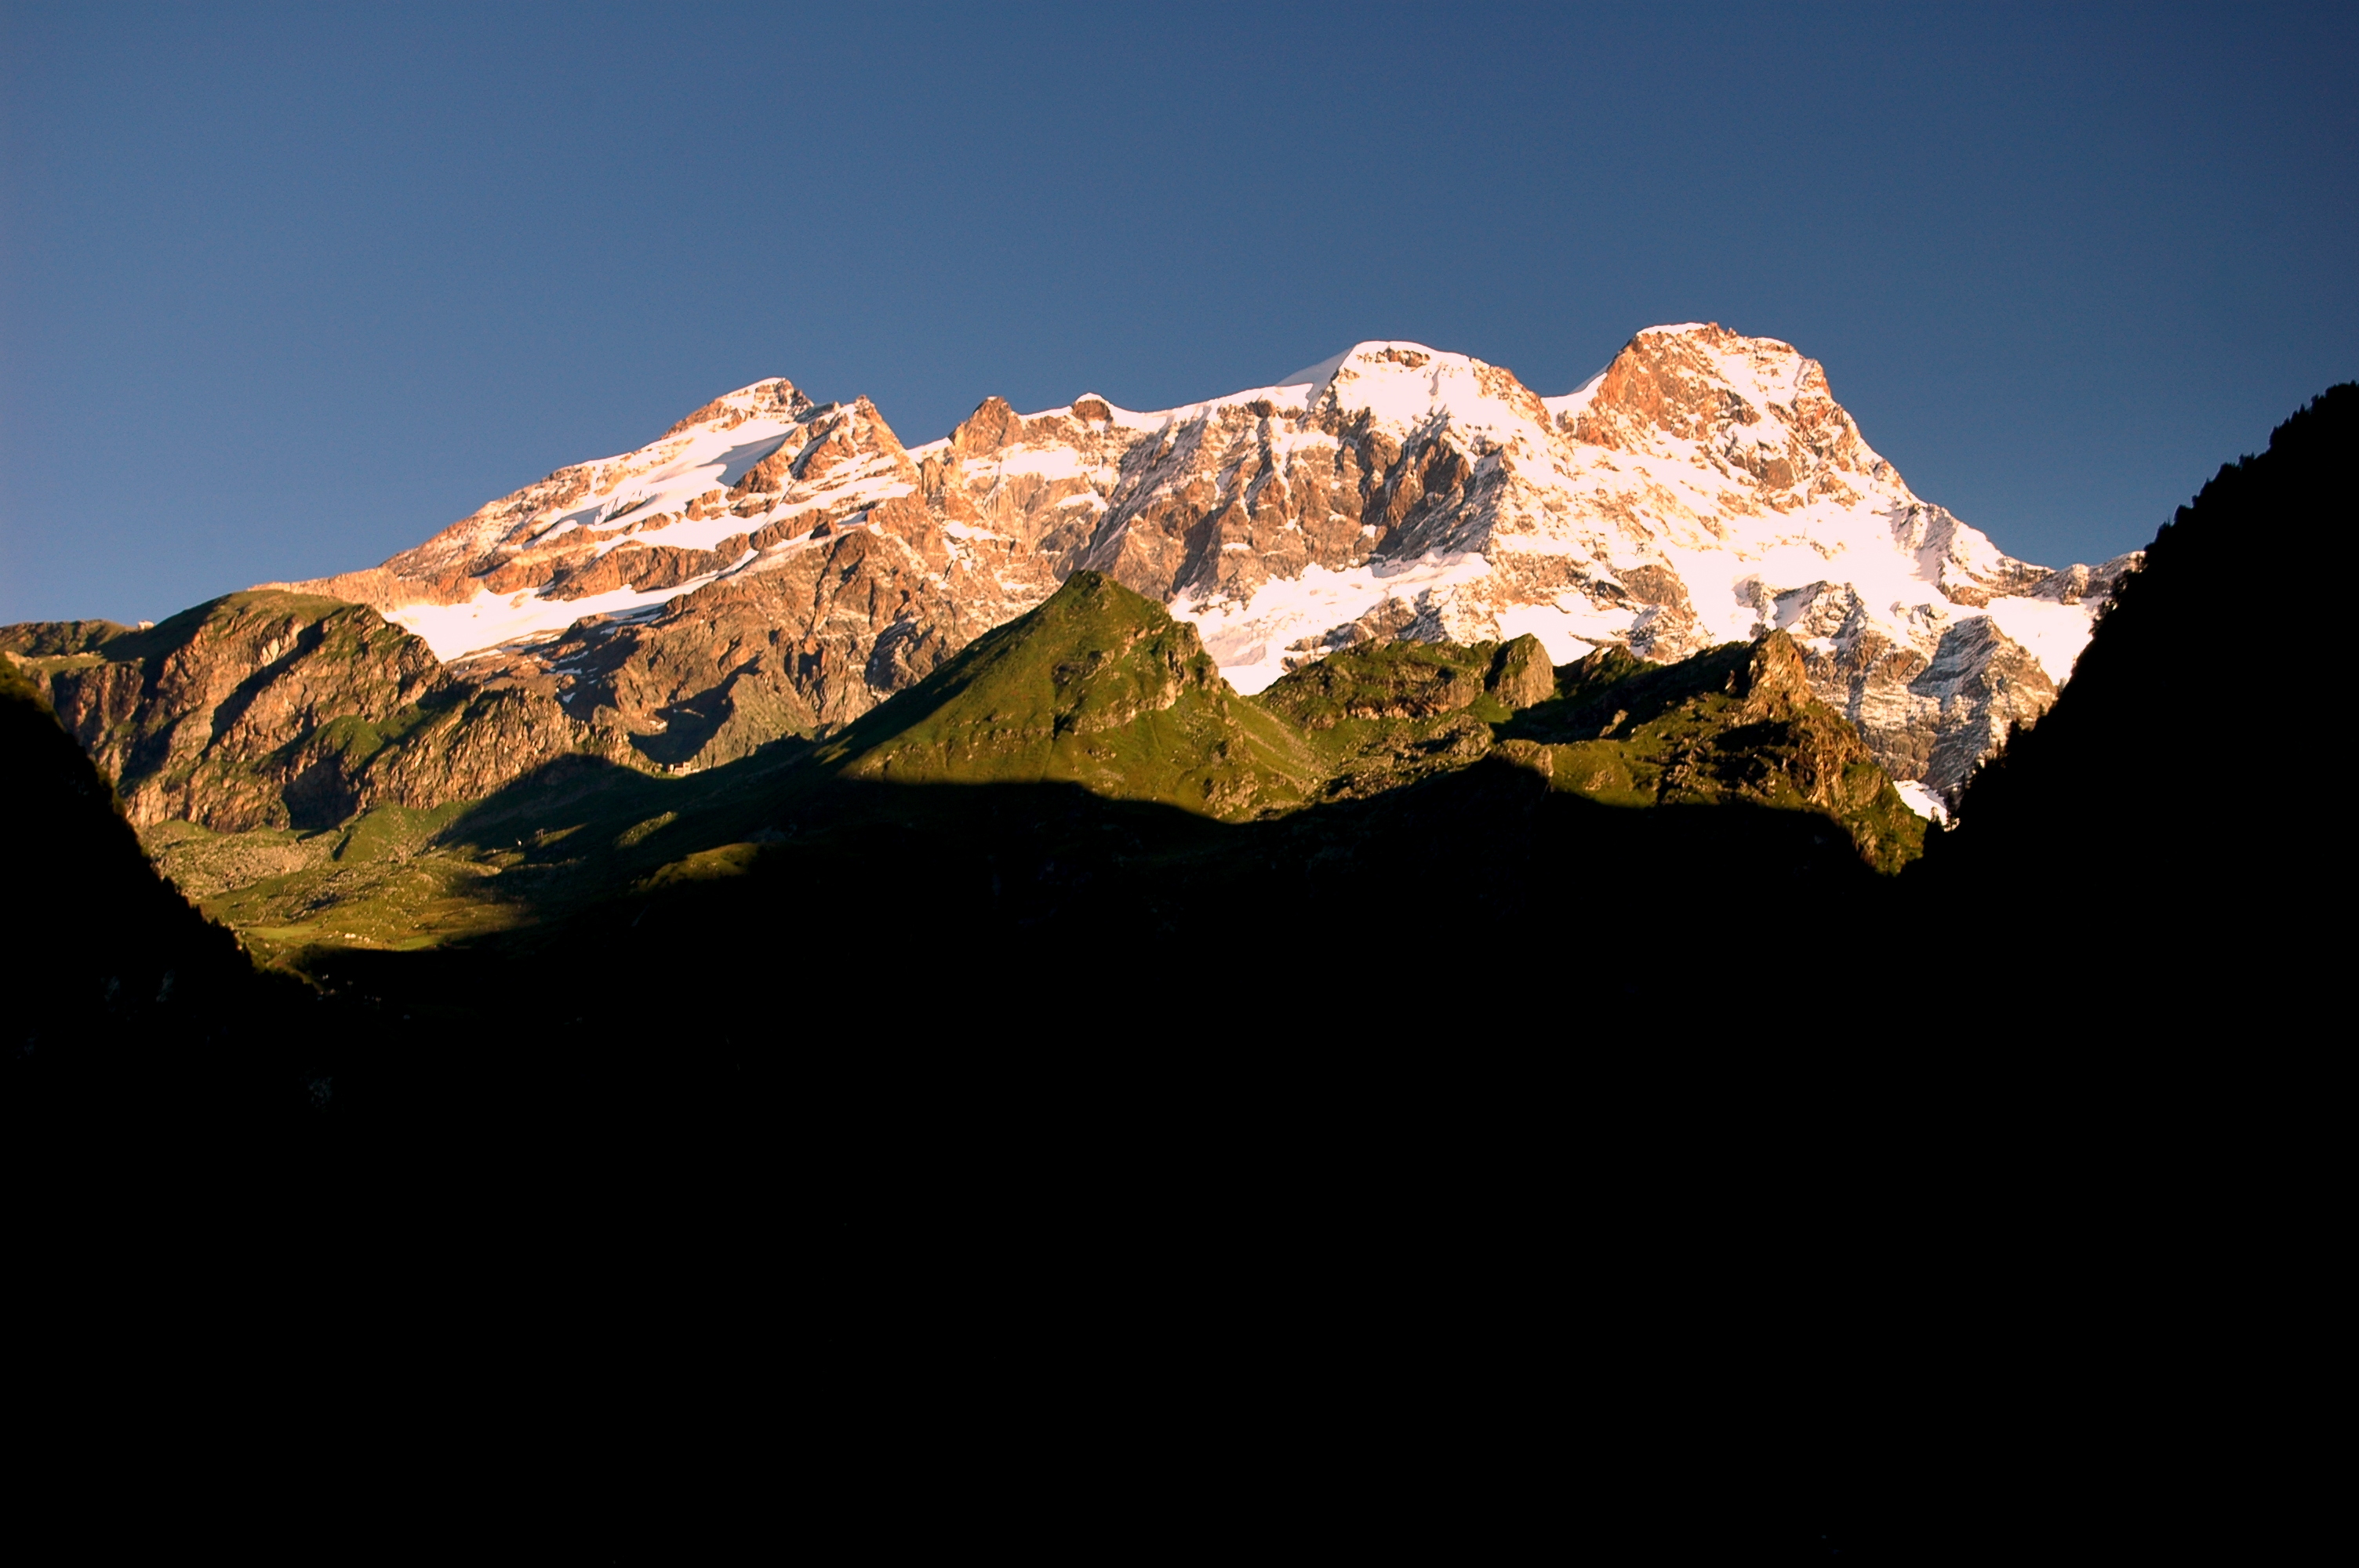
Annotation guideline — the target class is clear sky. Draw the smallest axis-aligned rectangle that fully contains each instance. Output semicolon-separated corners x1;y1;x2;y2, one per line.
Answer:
2;1;2353;624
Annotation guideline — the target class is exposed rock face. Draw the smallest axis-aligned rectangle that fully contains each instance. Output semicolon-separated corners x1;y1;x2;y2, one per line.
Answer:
1487;635;1558;710
13;325;2125;829
263;379;1058;784
6;593;631;830
899;325;2133;800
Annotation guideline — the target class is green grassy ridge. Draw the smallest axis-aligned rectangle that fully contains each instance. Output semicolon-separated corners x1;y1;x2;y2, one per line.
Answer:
0;617;137;657
114;581;1928;969
1258;633;1555;802
1501;635;1923;873
1261;636;1525;730
49;590;363;668
1254;627;1922;872
815;571;1322;818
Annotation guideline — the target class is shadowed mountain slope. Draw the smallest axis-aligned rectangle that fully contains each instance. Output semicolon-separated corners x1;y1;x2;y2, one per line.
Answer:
1916;383;2354;1006
0;655;327;1133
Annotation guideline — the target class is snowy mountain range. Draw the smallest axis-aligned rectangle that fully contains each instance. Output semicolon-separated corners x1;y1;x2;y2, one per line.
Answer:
272;322;2130;813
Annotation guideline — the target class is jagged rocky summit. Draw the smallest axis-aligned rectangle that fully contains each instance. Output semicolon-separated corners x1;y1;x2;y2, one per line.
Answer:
13;324;2132;830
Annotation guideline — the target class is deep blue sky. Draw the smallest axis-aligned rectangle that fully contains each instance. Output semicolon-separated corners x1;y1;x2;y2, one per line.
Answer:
3;2;2353;624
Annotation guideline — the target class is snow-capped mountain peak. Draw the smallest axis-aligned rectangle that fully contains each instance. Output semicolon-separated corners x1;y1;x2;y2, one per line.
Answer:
267;324;2137;802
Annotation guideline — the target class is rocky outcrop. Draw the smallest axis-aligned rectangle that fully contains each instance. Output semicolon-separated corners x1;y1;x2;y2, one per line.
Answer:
1252;626;1923;870
7;592;633;830
1258;633;1555;731
1487;635;1558;710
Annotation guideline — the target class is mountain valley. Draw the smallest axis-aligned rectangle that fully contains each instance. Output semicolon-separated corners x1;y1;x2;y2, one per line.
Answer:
6;368;2348;1142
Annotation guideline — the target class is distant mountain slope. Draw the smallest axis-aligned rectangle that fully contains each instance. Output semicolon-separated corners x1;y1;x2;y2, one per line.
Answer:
201;323;2120;815
274;380;1059;742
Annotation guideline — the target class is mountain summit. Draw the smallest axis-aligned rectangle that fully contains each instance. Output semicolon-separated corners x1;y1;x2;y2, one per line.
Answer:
0;325;2118;835
267;325;2125;810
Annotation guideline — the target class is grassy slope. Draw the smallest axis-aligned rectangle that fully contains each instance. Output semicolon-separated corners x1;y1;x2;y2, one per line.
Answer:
104;575;1926;975
1510;641;1923;874
817;571;1321;817
1264;632;1924;873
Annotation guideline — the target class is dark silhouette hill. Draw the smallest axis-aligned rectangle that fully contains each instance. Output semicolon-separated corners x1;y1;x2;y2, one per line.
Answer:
1914;383;2354;1016
1;655;329;1141
276;573;1924;1156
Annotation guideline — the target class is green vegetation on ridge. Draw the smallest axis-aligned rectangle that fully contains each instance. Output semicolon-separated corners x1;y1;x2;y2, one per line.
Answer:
95;575;1923;971
816;572;1322;818
1261;626;1923;873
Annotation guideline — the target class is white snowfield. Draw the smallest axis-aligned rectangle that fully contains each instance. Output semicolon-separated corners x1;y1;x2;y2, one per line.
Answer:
387;578;711;655
314;323;2139;808
1202;330;2121;685
374;390;920;662
1894;782;1951;825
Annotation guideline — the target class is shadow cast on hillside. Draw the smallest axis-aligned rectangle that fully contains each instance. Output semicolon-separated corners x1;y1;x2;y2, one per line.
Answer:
321;745;1901;1041
274;743;1928;1190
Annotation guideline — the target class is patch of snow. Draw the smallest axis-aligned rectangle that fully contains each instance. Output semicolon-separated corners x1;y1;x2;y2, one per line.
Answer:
388;573;722;662
1492;603;1601;667
1314;342;1541;441
1895;781;1950;824
1980;594;2099;684
1541;365;1611;423
1028;398;1158;430
1275;348;1351;394
1172;553;1495;695
990;445;1094;482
